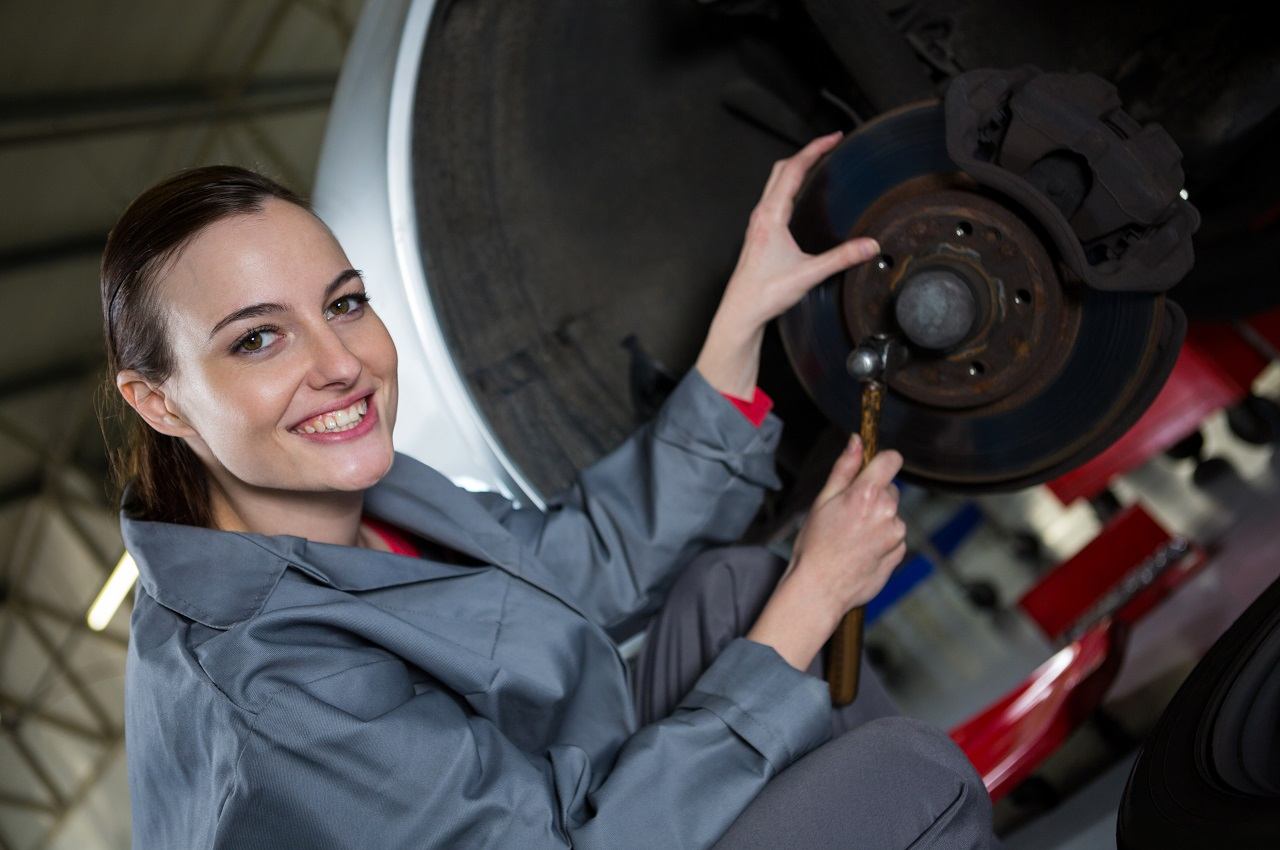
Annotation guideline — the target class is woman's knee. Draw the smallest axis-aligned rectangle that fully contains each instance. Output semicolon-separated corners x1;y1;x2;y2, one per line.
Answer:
716;717;994;849
829;717;994;848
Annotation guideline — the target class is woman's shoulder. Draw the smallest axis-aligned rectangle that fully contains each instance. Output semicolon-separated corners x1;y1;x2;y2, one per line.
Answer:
128;578;406;718
123;595;428;849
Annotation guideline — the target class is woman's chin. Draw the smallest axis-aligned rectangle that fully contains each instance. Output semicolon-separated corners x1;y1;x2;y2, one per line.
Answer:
293;438;394;492
337;446;395;491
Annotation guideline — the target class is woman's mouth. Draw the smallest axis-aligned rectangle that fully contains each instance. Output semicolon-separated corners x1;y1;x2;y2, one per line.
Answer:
288;394;378;442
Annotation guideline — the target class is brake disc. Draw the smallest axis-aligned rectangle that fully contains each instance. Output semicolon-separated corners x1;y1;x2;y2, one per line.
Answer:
780;102;1185;491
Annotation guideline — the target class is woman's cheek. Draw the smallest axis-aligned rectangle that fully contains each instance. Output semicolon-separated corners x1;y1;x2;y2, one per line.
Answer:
358;314;399;423
361;312;397;370
218;361;297;440
379;334;399;432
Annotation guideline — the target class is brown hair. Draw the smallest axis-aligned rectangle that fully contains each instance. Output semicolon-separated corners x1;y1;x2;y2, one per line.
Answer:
97;165;307;527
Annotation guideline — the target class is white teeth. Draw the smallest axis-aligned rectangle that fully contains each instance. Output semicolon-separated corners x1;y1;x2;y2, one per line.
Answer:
291;396;370;435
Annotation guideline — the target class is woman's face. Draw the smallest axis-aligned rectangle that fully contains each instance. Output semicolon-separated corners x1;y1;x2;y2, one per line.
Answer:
150;198;398;496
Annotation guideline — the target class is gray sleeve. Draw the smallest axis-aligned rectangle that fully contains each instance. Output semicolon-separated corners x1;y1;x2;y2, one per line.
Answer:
474;368;783;630
213;640;831;850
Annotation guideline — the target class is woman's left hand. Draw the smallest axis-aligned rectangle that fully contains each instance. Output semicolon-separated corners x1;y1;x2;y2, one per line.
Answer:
695;131;881;398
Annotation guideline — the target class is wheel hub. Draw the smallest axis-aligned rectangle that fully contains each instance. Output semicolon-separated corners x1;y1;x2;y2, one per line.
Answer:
781;102;1182;490
843;182;1078;411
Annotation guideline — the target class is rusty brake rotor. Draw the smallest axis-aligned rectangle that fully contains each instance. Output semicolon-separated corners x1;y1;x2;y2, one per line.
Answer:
781;101;1184;491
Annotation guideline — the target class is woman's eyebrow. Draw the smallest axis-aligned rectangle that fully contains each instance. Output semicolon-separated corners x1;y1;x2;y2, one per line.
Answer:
207;269;364;340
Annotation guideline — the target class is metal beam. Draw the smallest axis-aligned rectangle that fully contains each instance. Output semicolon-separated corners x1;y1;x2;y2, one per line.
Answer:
9;594;129;652
51;485;117;526
0;692;111;744
190;0;302;167
5;728;66;809
32;739;124;850
0;375;102;500
0;495;46;686
12;609;117;738
239;118;307;194
0;74;337;148
49;500;114;577
0;357;103;401
0;790;58;815
297;0;354;43
0;232;106;274
0;474;43;512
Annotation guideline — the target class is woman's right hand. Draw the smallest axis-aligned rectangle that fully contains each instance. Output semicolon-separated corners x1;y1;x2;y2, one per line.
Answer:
746;436;907;671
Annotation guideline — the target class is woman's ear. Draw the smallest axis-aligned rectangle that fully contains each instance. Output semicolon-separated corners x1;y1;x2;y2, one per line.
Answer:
116;370;196;438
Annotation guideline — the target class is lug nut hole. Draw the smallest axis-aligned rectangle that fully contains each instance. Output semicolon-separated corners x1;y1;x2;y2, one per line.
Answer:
1015;289;1032;305
876;254;894;271
968;361;986;377
955;221;973;237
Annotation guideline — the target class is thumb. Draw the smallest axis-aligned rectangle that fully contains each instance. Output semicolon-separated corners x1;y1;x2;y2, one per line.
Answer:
816;434;863;505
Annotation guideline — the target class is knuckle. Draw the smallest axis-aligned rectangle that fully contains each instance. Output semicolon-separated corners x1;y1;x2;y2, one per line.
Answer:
838;491;861;513
754;202;781;223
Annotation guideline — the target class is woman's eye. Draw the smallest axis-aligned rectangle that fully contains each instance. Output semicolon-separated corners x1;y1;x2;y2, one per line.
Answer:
326;292;369;319
235;328;278;354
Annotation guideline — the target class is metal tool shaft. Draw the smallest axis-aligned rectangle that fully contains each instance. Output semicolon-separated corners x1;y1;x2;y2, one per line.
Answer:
827;377;884;705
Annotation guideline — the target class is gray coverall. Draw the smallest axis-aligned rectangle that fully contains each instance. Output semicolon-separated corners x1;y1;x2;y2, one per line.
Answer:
122;368;993;849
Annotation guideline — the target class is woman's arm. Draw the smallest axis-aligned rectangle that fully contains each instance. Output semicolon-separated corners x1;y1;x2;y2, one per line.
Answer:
215;639;831;850
694;131;879;397
699;135;907;668
475;133;882;630
475;366;783;630
748;436;907;671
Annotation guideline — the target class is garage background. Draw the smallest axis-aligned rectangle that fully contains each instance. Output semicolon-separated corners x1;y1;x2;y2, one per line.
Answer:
2;1;1278;848
0;3;362;846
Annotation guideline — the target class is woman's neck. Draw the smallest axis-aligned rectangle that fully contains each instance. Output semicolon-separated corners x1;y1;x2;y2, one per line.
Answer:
206;473;378;549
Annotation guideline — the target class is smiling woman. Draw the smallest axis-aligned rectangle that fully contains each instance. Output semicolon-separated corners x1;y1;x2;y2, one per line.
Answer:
100;159;993;850
99;168;399;542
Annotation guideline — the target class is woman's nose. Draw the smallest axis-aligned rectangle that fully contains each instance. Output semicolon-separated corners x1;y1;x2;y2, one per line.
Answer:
307;324;363;387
